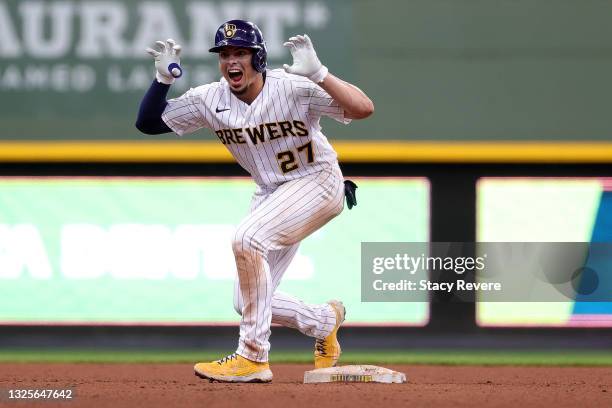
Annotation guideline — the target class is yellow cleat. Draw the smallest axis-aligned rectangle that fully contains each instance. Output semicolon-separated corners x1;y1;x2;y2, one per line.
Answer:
314;300;346;369
194;353;273;383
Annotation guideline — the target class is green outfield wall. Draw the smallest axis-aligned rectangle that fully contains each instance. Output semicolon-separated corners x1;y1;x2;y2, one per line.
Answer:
2;0;612;142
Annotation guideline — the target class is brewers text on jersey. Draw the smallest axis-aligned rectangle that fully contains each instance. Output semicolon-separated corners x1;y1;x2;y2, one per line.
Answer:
214;120;309;145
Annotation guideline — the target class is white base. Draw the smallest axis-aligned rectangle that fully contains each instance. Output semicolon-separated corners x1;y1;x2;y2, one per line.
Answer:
304;365;406;384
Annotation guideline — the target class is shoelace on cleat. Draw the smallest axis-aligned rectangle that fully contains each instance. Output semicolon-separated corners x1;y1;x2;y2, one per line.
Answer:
217;353;238;365
315;339;327;355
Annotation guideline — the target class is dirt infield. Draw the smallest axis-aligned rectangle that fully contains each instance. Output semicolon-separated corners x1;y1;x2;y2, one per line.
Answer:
1;363;610;408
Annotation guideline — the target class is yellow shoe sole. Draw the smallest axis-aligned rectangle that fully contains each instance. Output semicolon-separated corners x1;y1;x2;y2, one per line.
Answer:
194;366;273;383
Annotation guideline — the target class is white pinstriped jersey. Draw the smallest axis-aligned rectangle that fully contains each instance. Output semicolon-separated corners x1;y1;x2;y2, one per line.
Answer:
161;69;350;187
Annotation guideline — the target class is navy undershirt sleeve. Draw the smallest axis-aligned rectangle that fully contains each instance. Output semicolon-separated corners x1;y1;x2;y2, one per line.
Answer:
135;80;173;135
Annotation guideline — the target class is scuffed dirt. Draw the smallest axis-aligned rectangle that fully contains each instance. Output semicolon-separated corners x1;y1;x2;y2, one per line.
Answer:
1;364;610;408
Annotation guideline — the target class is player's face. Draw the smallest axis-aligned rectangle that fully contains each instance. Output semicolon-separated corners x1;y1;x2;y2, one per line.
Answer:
219;46;259;96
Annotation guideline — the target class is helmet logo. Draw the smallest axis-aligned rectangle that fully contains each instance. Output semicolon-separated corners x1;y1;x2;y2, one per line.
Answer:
224;24;236;38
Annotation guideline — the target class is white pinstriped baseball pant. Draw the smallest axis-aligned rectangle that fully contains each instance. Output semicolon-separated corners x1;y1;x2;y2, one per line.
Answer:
232;164;345;362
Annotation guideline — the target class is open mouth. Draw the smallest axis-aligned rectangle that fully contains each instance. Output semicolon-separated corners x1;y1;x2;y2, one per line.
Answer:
228;69;244;85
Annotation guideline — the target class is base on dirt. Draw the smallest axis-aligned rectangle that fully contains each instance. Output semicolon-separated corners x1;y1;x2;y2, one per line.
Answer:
303;365;407;384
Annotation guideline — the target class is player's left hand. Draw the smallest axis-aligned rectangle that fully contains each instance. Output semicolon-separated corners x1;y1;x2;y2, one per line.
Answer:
283;34;328;84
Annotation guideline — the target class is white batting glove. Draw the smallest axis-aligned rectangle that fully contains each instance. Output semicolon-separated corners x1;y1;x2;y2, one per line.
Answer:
146;39;183;85
283;34;328;84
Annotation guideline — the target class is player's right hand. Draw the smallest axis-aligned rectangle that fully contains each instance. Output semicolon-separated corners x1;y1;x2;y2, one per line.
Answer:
146;39;183;85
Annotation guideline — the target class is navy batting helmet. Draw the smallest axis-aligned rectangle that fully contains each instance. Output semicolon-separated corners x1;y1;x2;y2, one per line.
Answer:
209;20;267;73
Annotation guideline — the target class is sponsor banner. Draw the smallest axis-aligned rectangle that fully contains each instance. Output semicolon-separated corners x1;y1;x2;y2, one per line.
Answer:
0;177;429;324
5;0;612;142
0;0;351;140
477;178;612;326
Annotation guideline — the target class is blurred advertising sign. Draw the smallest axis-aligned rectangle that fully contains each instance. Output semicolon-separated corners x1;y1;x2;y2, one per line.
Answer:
4;0;612;143
0;177;428;325
0;0;350;140
477;178;612;327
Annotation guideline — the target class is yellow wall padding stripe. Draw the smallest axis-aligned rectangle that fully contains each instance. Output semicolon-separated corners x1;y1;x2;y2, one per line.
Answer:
333;141;612;163
0;141;611;163
0;141;234;162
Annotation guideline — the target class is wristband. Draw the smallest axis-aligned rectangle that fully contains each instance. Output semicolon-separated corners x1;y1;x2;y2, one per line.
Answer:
156;71;175;85
308;65;328;84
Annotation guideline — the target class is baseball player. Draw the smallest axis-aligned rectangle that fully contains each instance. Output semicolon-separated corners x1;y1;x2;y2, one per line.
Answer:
135;19;373;383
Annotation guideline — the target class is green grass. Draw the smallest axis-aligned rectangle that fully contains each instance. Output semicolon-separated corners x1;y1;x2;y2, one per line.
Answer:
0;349;611;366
